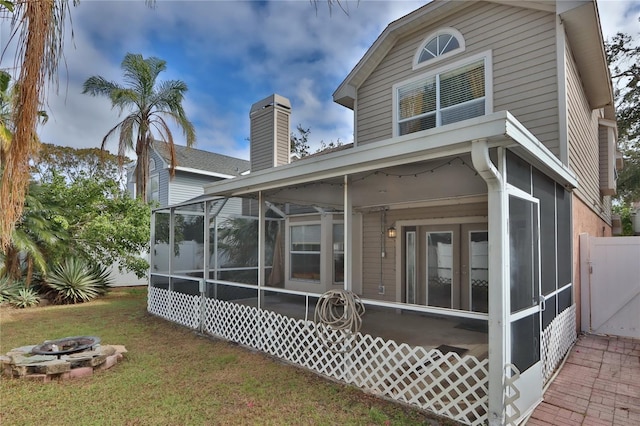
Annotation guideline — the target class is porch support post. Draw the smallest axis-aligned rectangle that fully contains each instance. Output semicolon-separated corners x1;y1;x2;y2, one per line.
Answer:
203;201;210;283
169;207;175;292
471;139;508;425
258;191;265;309
149;209;155;288
344;175;353;291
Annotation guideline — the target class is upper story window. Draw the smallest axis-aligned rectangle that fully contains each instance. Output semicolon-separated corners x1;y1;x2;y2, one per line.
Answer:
414;28;465;69
148;175;159;203
394;51;492;137
149;158;156;172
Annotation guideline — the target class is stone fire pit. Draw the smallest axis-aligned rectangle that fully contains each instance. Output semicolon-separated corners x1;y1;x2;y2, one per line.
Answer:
1;336;127;382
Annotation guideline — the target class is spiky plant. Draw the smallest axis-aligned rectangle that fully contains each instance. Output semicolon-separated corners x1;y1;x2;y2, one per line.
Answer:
90;263;114;296
0;275;22;303
46;257;101;304
10;287;39;308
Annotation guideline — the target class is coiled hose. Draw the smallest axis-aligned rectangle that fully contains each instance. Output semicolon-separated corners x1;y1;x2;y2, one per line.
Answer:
314;289;365;353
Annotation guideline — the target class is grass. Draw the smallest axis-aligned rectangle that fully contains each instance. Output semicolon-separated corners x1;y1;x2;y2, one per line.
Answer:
0;287;456;426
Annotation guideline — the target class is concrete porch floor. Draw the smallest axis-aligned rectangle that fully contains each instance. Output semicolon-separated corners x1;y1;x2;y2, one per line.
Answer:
236;293;489;359
526;334;640;426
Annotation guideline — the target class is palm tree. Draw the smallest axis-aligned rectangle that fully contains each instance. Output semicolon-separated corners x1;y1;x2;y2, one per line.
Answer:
0;0;76;251
1;182;67;285
82;53;196;201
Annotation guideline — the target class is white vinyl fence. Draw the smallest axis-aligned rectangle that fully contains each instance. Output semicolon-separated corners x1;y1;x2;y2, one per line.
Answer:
580;234;640;339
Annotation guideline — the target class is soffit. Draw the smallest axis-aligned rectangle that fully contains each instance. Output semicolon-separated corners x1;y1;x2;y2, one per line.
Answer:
333;0;465;109
559;1;614;109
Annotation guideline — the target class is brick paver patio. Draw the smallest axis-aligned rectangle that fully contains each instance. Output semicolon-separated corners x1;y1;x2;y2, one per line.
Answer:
527;334;640;425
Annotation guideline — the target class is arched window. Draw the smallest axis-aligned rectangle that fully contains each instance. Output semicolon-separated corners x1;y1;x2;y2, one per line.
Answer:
149;158;156;171
414;28;465;69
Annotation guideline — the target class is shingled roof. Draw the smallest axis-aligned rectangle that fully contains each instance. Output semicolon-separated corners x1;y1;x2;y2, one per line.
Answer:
153;141;250;177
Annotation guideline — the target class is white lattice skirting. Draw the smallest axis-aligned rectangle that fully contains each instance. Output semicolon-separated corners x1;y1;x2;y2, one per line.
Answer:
148;287;489;425
541;304;577;383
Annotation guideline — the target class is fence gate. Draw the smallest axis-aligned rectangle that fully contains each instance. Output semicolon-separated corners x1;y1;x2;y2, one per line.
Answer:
579;234;640;339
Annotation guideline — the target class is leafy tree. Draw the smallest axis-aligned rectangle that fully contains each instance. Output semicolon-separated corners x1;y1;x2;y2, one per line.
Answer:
33;143;127;186
82;53;196;202
38;173;151;277
290;125;311;158
606;31;640;204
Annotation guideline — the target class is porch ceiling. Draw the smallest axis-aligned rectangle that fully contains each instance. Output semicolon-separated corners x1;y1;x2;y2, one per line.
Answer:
201;111;578;209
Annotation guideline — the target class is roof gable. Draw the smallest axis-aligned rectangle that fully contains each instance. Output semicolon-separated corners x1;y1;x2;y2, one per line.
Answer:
333;0;612;110
153;141;250;178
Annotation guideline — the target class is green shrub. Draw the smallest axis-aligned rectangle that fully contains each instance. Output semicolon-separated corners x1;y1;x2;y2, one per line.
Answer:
90;263;114;296
46;257;102;304
0;276;22;303
10;287;40;308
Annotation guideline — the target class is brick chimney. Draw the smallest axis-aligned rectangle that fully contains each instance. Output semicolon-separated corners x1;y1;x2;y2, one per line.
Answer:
250;94;291;172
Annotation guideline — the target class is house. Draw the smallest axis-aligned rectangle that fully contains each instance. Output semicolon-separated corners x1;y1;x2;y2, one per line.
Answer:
147;1;618;425
126;141;250;207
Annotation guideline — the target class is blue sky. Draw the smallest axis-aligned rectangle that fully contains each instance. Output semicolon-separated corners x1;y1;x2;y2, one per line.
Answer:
1;0;639;160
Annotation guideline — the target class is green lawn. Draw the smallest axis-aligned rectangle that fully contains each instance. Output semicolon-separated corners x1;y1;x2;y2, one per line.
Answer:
0;287;455;425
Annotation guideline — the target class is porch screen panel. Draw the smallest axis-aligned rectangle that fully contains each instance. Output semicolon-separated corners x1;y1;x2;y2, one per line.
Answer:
290;224;321;281
153;210;171;274
470;231;489;313
406;231;417;304
542;294;557;329
556;186;572;288
511;312;540;372
506;150;532;193
173;211;205;274
509;196;539;313
333;224;344;283
426;232;453;308
534;170;557;296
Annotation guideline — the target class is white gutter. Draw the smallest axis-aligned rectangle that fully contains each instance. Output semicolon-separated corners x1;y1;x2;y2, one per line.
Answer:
173;166;238;179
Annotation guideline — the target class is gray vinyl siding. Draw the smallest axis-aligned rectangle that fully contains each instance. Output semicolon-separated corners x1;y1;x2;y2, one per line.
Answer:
158;169;170;207
250;110;274;171
276;110;290;166
565;41;606;218
168;171;222;206
356;2;560;156
360;202;487;301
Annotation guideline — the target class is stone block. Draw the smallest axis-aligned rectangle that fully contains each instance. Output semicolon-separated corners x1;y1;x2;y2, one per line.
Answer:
98;345;117;357
69;367;93;379
110;345;128;354
22;373;53;383
33;360;70;375
89;354;107;367
8;345;36;355
15;354;57;365
97;354;119;371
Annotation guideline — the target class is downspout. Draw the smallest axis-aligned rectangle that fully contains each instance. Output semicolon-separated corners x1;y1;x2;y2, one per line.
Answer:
471;139;508;425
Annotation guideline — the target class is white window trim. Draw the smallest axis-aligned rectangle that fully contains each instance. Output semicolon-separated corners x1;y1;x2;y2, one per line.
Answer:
287;220;322;283
413;27;466;70
393;50;493;138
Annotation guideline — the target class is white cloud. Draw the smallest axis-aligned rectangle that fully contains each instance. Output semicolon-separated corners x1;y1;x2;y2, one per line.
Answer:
1;0;636;161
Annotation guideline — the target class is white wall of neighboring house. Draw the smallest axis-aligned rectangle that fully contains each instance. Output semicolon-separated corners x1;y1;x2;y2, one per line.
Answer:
108;257;148;287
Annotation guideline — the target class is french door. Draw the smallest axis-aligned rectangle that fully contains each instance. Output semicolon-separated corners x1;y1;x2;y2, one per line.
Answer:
404;223;488;312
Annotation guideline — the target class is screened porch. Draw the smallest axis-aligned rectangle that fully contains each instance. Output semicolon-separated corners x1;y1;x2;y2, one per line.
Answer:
147;112;579;425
